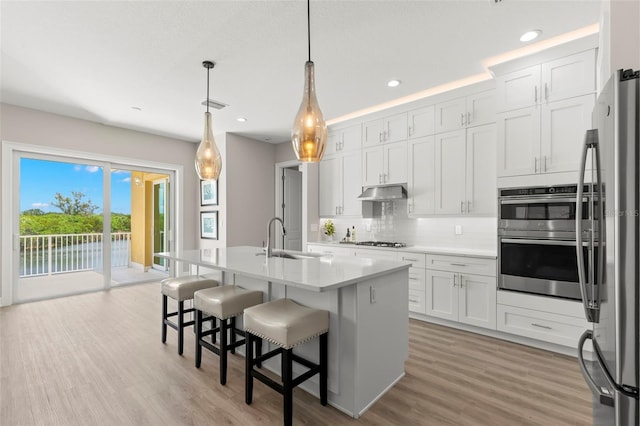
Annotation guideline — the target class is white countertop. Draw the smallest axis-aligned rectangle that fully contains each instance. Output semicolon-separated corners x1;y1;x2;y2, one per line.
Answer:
308;241;497;258
156;246;410;293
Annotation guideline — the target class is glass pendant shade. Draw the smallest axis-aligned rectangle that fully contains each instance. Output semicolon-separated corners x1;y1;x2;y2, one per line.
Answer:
291;61;327;163
195;111;222;180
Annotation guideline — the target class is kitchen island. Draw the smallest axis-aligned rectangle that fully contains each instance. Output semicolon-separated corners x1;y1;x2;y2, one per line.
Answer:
156;246;410;418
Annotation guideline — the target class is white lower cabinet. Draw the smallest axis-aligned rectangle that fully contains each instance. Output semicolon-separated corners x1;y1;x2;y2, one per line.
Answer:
306;244;355;257
496;290;590;349
425;254;497;330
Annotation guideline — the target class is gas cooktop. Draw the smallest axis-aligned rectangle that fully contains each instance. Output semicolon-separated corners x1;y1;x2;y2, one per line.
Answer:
355;241;407;248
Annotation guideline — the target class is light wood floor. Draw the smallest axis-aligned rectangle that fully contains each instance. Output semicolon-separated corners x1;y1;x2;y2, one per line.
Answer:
0;283;592;426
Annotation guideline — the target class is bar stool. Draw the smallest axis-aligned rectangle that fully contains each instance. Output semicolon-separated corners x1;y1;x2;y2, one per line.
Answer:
193;286;263;385
244;298;329;426
161;276;218;355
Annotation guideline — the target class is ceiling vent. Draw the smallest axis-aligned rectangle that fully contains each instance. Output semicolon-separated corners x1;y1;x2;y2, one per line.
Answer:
201;99;228;110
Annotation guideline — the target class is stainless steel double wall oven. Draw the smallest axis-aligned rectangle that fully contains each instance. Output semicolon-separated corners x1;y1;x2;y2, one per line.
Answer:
498;184;599;300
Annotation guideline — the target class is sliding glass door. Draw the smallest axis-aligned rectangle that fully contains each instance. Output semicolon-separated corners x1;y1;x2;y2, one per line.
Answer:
15;153;173;302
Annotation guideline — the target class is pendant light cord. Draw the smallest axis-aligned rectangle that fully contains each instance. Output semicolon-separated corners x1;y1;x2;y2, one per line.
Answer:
206;67;210;114
307;0;311;62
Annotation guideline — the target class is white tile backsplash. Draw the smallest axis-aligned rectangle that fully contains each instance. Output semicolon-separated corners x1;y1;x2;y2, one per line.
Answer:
319;200;497;251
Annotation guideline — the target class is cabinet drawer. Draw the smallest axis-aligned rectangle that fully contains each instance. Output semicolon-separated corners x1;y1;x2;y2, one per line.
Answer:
426;254;496;276
399;252;427;269
497;304;588;348
354;248;398;261
408;267;425;291
408;289;426;314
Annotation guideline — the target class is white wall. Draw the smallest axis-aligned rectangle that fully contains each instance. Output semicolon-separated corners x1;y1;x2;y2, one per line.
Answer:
598;0;640;91
0;103;200;299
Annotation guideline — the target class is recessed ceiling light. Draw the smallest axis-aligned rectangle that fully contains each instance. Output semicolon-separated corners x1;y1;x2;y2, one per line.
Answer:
520;30;542;43
237;117;247;123
131;106;142;111
387;79;401;88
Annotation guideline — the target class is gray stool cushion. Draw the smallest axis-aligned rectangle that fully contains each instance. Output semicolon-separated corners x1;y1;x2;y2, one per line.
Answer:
244;299;329;349
161;276;218;301
194;286;263;320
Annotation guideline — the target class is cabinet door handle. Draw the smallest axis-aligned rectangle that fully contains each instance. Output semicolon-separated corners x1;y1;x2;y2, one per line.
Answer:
403;257;419;262
459;274;464;287
544;83;549;101
531;323;552;330
409;276;418;281
460;113;465;127
408;125;413;136
409;298;419;303
534;157;538;173
379;132;382;143
467;200;471;213
534;86;538;103
467;112;471;125
379;174;382;184
450;263;467;267
460;201;464;213
453;274;457;287
544;156;548;172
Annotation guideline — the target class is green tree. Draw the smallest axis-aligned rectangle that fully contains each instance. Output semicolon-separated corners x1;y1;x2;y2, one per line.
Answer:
22;208;45;215
51;191;99;215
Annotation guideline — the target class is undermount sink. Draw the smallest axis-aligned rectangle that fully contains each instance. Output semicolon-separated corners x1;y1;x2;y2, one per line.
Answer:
256;250;322;260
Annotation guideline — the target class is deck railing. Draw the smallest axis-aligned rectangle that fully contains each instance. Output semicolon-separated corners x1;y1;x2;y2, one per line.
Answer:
20;232;132;277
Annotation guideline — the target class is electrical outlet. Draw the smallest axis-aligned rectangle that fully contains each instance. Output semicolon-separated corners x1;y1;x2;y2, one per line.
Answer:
310;223;318;232
370;286;377;304
455;225;463;235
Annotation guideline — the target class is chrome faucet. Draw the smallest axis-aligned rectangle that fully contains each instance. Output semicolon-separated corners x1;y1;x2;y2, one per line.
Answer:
265;217;286;257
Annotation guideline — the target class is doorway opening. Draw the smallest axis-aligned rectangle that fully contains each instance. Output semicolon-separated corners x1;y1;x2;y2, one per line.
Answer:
274;161;306;251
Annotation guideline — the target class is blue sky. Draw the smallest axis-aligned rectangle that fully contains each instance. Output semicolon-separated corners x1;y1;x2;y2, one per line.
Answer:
20;158;132;214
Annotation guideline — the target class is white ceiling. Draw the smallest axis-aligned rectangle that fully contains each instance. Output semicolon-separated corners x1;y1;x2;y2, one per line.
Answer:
1;1;601;144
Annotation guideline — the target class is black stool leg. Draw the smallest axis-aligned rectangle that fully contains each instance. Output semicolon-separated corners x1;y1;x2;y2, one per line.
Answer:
283;348;293;426
255;337;262;368
220;318;228;385
320;333;328;406
195;309;203;368
161;295;168;343
245;333;254;404
211;317;217;344
230;316;237;354
177;301;185;355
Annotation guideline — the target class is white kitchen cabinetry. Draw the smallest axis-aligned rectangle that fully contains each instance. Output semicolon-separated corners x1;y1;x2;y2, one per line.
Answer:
362;113;408;147
434;124;496;215
495;49;596;179
362;140;407;186
307;244;355;257
497;93;595;177
425;254;497;330
435;90;495;134
397;252;427;315
407;105;435;139
318;149;362;217
495;50;596;112
326;123;361;156
497;291;589;348
407;136;436;216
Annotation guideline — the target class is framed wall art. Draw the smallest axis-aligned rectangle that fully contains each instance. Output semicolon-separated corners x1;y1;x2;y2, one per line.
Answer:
200;211;218;240
200;179;218;206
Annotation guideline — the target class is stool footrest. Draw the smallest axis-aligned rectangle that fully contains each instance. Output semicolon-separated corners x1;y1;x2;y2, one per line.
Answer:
292;366;320;388
251;369;284;394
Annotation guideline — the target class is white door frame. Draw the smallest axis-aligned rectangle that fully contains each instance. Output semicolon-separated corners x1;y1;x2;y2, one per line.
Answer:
274;160;307;250
152;176;170;271
1;140;184;306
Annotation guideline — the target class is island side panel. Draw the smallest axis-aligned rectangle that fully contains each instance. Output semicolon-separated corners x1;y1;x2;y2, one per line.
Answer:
355;268;409;416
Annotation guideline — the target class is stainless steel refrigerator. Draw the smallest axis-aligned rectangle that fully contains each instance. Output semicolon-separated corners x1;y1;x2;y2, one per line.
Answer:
576;69;639;426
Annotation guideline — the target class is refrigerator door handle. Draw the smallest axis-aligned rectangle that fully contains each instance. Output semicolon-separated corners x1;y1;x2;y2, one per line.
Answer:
577;330;615;407
576;129;600;323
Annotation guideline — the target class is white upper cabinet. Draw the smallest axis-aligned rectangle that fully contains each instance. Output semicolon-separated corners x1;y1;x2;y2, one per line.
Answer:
431;124;496;216
362;140;408;186
435;90;495;133
362;112;408;147
327;123;361;155
407;105;435;139
435;97;466;134
496;50;596;112
541;94;595;174
495;48;597;179
434;130;466;214
318;150;362;217
407;136;436;216
465;124;497;215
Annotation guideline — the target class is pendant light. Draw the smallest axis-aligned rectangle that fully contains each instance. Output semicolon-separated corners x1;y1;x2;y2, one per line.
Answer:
291;0;327;163
195;60;222;181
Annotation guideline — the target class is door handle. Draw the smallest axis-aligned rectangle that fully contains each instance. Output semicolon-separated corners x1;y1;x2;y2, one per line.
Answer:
452;274;457;287
577;330;614;407
534;86;538;103
460;201;464;213
544;83;549;101
531;323;552;330
460;113;465;127
459;274;464;287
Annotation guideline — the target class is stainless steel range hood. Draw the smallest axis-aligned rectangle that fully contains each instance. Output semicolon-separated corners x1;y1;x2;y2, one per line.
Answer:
357;184;407;201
